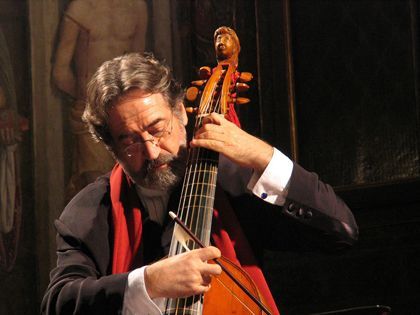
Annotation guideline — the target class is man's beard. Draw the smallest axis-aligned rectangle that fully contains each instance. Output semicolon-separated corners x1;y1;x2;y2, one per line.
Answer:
136;145;188;191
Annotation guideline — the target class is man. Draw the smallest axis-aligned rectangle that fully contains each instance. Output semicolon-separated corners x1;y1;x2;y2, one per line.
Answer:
41;53;358;314
53;0;148;198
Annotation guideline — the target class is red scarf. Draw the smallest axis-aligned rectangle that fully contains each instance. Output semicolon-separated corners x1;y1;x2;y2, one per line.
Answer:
110;163;279;315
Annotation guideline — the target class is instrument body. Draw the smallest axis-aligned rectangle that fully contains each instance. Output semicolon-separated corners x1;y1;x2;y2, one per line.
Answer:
203;256;268;315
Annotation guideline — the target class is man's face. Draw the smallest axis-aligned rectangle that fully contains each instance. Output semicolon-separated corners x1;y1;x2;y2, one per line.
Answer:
108;89;188;190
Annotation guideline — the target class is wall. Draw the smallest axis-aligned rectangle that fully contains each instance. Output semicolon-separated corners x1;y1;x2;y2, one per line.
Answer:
0;1;37;314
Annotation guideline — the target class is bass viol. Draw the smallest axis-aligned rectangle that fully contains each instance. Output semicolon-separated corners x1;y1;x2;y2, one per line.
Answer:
163;26;272;315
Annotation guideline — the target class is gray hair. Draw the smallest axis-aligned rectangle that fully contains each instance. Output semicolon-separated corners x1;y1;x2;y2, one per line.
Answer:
83;53;184;147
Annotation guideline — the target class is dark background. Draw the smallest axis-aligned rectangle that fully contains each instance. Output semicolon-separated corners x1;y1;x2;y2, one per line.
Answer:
1;0;419;314
174;3;420;313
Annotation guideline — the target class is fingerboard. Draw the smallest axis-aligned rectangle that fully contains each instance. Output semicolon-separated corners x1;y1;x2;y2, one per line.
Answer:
164;148;218;315
164;56;235;315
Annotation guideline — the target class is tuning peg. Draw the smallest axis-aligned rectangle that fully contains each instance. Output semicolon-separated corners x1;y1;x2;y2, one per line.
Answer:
199;66;212;79
191;80;206;87
227;96;250;105
186;86;199;102
236;97;251;105
235;82;250;92
238;72;253;82
185;107;198;114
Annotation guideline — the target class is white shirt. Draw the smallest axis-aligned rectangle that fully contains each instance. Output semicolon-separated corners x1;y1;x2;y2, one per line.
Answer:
123;148;293;315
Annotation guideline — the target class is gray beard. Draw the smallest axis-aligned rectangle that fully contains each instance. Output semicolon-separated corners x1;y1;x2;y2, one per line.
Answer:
137;145;188;191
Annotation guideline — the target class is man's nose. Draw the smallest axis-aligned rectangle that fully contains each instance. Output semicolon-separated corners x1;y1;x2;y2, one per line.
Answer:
143;140;161;160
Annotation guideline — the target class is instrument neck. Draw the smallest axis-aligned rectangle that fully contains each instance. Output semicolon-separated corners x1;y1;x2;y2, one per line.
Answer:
176;146;219;247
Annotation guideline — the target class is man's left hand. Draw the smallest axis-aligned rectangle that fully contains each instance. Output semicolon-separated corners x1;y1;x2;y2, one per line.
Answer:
190;113;273;174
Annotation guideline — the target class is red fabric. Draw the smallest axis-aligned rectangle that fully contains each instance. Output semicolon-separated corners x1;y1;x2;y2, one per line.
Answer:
212;189;280;315
110;164;143;274
110;163;279;315
225;70;241;128
226;103;241;128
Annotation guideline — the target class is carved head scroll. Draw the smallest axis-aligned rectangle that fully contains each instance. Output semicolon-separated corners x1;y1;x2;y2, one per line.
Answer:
214;26;241;64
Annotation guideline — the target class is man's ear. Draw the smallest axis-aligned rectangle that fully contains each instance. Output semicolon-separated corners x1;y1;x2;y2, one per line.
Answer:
177;102;188;126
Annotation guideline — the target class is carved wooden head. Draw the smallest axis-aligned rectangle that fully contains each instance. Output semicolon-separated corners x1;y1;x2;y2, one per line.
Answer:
214;26;241;63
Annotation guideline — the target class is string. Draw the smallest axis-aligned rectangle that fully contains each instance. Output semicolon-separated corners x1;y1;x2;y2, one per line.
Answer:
183;64;223;314
170;211;273;315
213;277;257;315
165;63;231;314
189;79;219;315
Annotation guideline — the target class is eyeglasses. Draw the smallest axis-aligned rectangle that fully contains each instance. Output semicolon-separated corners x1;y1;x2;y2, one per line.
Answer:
123;113;173;159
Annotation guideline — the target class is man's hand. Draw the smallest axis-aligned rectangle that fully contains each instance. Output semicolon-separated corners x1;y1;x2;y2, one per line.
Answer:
190;113;274;174
144;246;222;299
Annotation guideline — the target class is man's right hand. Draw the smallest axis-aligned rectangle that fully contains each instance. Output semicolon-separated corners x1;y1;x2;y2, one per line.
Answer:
144;246;222;299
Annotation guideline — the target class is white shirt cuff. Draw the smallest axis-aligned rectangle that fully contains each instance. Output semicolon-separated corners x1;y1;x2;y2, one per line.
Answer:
122;267;162;315
247;148;293;205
